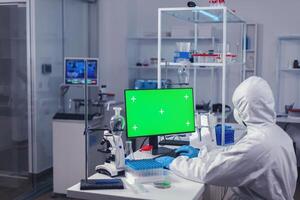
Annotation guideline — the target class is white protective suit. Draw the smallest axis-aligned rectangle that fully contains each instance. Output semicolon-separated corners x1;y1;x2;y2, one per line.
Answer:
170;76;298;200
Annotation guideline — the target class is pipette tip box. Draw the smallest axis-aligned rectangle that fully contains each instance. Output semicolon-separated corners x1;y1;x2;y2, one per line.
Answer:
125;159;168;184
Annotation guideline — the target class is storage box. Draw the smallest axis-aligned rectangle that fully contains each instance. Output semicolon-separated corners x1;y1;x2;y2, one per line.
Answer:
215;124;235;145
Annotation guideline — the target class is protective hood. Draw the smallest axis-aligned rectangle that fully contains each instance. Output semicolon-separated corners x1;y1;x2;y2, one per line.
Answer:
171;78;297;200
232;76;276;126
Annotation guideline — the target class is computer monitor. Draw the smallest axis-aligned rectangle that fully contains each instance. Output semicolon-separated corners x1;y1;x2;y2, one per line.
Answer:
64;57;99;86
124;88;195;154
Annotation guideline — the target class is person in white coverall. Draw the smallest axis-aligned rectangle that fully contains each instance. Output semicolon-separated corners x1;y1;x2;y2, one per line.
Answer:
156;76;298;199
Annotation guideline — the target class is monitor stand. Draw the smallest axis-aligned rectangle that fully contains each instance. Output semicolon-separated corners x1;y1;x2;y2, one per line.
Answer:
149;136;172;155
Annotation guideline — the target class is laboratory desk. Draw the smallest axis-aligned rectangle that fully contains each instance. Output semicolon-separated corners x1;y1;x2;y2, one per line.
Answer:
67;124;246;200
67;150;205;200
67;172;204;200
276;116;300;124
276;115;300;132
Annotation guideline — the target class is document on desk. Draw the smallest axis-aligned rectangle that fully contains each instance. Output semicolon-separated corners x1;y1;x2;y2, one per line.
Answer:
123;179;149;194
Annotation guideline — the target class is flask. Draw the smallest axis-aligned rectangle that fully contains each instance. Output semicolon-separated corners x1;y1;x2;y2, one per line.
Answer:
110;107;125;136
178;61;190;86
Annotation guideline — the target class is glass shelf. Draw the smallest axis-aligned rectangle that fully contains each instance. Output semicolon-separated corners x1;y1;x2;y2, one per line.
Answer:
161;62;223;67
130;66;221;70
278;36;300;41
161;7;245;24
280;68;300;72
128;36;216;40
160;62;245;67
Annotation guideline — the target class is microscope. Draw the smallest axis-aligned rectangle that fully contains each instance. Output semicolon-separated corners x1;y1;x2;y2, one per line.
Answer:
95;107;126;177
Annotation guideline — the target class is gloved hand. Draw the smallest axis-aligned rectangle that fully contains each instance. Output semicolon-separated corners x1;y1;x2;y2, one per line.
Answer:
175;145;200;158
155;156;175;169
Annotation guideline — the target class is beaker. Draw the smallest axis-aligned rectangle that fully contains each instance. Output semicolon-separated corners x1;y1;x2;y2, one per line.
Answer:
125;140;135;160
178;63;190;86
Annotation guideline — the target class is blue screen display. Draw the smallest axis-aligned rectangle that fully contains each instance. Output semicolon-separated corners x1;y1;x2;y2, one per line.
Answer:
87;60;97;80
65;59;98;85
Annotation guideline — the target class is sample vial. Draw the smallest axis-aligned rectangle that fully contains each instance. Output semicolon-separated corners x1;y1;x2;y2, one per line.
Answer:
219;0;225;6
212;0;217;6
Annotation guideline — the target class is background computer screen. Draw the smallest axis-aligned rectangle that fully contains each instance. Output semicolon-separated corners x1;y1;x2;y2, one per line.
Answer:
86;59;98;85
64;58;98;85
125;88;195;138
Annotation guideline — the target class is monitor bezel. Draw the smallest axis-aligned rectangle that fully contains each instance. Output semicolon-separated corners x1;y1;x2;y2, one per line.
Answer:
64;57;99;87
124;88;196;139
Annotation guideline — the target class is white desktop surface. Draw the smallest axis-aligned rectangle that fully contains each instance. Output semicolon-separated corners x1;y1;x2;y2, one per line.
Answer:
67;150;205;200
277;116;300;124
67;172;204;200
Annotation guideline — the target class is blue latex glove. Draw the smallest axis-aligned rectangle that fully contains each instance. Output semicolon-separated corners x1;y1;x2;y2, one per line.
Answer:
175;145;200;158
155;156;175;169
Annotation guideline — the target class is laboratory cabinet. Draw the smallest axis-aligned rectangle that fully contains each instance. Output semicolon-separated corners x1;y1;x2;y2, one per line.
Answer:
276;36;300;114
52;114;103;194
53;118;85;194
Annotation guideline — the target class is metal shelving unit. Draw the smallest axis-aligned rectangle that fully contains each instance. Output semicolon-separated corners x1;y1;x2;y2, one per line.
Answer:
157;6;246;145
276;36;300;114
127;10;222;90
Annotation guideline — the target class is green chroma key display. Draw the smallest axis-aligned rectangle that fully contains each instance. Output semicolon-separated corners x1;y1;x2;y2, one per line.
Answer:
125;88;195;138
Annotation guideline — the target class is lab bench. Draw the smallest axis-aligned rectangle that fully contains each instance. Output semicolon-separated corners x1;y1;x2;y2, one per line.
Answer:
67;150;205;200
276;116;300;124
66;123;246;200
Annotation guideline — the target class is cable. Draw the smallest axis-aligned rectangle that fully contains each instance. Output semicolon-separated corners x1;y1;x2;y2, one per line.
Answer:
139;137;148;149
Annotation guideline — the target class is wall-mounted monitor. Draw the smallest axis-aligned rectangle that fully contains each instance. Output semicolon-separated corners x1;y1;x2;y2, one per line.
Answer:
64;57;99;86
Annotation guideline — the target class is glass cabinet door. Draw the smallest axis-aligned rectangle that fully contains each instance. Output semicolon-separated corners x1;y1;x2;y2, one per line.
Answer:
0;3;32;200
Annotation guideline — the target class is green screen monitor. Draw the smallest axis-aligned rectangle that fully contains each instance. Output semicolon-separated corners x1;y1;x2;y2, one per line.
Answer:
124;88;195;153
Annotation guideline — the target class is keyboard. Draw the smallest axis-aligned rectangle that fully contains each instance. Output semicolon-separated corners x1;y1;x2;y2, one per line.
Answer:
155;148;180;159
53;113;93;120
80;179;124;190
159;139;190;146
